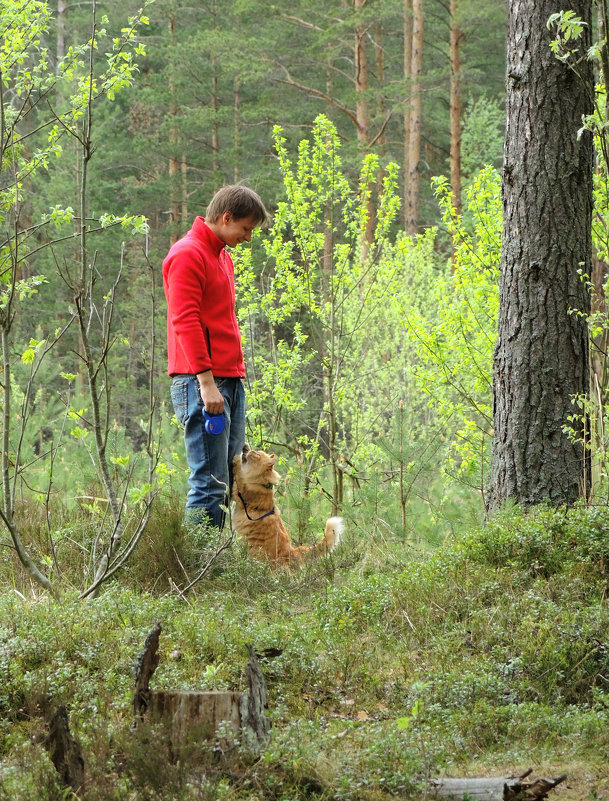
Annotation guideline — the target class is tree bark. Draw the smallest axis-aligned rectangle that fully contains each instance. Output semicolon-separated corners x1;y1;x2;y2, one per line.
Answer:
168;11;179;244
449;0;463;219
212;69;221;188
403;0;413;227
354;0;375;251
489;0;594;510
148;689;242;746
374;22;386;151
133;621;162;721
405;0;423;235
234;76;241;183
592;1;609;397
354;0;370;147
56;0;66;62
431;771;566;801
133;627;270;754
45;706;85;793
181;154;188;225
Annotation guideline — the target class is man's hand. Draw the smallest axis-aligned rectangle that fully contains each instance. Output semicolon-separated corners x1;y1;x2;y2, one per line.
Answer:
197;371;224;415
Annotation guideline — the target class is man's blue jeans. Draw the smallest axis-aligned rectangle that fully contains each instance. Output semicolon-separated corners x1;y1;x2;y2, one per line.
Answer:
170;375;246;529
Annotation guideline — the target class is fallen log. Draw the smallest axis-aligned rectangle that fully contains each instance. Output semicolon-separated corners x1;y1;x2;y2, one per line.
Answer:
430;770;567;801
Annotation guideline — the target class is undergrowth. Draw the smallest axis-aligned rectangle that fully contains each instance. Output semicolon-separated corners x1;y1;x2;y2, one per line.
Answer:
1;502;609;799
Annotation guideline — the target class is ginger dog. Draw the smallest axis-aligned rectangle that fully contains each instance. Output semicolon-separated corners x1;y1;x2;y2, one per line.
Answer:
232;444;343;565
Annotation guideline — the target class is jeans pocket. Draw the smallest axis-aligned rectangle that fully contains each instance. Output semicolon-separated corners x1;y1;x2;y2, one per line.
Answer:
170;380;189;425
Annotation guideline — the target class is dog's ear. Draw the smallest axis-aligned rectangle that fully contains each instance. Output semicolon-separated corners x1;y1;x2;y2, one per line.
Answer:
241;443;251;463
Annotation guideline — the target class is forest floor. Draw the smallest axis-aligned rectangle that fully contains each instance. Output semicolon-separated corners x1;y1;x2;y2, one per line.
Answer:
1;501;609;799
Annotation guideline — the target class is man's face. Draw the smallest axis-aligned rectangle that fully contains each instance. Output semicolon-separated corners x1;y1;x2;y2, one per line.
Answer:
218;212;257;248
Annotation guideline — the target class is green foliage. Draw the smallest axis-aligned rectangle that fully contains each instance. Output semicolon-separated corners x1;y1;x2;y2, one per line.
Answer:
460;502;609;578
235;115;483;542
547;10;588;62
403;167;501;492
237;115;408;516
460;95;505;179
1;502;609;796
0;0;158;596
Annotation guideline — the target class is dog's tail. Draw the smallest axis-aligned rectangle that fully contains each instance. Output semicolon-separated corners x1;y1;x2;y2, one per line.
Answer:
320;516;343;553
290;517;343;561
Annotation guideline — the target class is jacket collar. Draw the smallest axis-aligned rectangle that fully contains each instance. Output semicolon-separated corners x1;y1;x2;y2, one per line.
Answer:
192;216;226;256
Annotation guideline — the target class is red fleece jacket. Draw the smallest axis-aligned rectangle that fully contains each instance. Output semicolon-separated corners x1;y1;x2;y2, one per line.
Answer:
163;217;245;377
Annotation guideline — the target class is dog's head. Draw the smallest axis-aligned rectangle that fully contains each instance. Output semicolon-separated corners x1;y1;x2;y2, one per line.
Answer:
237;444;281;488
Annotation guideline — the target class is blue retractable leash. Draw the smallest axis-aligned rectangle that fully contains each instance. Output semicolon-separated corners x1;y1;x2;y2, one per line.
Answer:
203;409;225;435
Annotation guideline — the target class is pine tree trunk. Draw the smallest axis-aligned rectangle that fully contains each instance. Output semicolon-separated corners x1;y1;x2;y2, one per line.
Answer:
403;0;413;228
212;70;220;188
354;0;370;147
489;0;594;510
405;0;423;235
354;0;375;251
375;22;386;150
168;12;179;244
234;77;241;183
181;155;188;225
449;0;463;219
592;1;609;400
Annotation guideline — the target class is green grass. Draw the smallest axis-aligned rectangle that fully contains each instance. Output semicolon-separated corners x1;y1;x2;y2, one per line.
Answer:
1;502;609;799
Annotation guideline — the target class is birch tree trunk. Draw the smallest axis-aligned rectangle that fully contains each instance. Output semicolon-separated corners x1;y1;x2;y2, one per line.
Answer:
57;0;67;62
489;0;594;509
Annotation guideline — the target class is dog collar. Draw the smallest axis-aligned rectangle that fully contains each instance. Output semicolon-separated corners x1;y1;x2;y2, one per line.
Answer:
237;491;276;521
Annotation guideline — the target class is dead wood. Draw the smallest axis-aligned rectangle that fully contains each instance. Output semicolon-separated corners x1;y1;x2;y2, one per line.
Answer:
239;643;270;750
430;770;567;801
45;705;85;792
133;620;161;721
148;689;242;745
132;629;270;753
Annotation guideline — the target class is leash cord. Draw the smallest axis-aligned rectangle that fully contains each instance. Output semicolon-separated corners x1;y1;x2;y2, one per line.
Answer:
237;491;276;521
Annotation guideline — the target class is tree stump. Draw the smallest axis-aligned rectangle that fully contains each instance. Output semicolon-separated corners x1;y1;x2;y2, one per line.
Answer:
148;689;242;744
133;625;270;754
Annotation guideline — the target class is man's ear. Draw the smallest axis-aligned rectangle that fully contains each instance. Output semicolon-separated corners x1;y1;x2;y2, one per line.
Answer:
221;211;232;225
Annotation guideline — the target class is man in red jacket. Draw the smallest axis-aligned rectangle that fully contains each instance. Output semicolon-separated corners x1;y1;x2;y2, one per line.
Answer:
163;185;269;531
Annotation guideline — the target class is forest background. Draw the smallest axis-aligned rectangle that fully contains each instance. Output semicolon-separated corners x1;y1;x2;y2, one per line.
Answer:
3;0;508;582
3;0;609;799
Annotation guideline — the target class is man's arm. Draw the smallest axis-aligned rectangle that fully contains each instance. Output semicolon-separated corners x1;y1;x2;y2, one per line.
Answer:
165;249;212;374
197;369;224;414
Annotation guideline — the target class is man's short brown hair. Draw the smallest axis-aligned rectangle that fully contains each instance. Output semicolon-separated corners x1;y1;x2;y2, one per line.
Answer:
206;185;270;227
